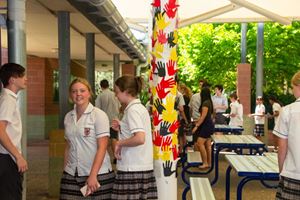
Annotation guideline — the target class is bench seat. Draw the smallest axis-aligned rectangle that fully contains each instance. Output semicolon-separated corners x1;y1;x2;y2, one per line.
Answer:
190;177;215;200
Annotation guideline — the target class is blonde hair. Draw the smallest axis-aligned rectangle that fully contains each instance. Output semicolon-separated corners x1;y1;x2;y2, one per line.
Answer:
69;78;94;98
291;71;300;86
179;83;192;98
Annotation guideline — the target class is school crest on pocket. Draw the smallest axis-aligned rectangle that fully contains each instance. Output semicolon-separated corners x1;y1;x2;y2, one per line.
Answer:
84;127;90;136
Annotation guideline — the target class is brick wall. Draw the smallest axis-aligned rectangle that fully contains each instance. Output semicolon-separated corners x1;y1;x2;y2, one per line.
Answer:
122;63;136;76
27;57;46;115
237;63;251;115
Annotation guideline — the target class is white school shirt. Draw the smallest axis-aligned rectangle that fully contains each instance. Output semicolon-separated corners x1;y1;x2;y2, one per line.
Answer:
212;95;228;113
117;99;153;171
272;102;281;125
229;101;243;127
64;103;112;176
189;92;201;121
0;88;22;161
254;104;265;124
95;88;120;124
273;98;300;180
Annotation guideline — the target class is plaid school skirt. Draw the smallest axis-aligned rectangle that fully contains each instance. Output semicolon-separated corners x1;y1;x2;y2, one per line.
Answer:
60;170;115;200
111;170;158;200
276;176;300;200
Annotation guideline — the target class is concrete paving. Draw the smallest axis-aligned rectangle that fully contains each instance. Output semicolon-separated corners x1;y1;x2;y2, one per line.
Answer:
26;139;277;200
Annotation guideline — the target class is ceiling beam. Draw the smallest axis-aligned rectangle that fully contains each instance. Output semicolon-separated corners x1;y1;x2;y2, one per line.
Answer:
229;0;291;25
179;4;240;28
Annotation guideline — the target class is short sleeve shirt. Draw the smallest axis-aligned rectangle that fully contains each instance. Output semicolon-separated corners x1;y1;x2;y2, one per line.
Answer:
64;103;112;176
95;89;120;124
117;99;153;171
273;98;300;180
212;95;228;113
254;104;265;124
189;93;201;120
0;88;22;161
229;101;243;127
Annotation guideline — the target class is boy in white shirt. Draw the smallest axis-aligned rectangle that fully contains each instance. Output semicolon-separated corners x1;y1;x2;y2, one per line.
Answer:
0;63;28;200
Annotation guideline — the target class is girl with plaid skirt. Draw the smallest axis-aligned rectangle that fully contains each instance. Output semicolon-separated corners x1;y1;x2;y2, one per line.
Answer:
111;76;157;200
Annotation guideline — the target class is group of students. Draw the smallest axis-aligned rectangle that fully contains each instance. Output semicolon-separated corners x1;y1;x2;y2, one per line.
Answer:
0;63;157;200
1;62;300;200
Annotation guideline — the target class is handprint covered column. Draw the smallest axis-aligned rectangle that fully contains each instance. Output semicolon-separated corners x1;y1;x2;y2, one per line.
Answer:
150;0;179;199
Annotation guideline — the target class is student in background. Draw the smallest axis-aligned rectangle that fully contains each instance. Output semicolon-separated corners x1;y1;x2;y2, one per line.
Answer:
0;63;28;200
212;84;228;134
228;92;243;127
60;78;115;199
111;75;157;199
273;71;300;200
267;95;281;152
95;79;120;163
248;96;265;141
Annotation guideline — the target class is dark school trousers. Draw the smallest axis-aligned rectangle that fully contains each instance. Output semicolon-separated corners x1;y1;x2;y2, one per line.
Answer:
0;153;23;200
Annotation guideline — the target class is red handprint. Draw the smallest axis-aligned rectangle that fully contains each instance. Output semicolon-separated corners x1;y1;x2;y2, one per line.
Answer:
160;77;176;89
156;83;170;99
149;71;153;81
157;30;167;44
151;57;157;71
171;144;179;160
169;120;180;133
161;136;172;150
151;0;160;7
166;59;177;76
153;130;163;146
152;36;157;48
153;110;162;126
164;1;178;19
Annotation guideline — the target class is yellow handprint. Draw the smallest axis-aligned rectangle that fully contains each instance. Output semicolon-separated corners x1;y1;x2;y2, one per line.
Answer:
152;42;163;59
162;108;177;123
169;47;177;62
172;133;178;145
153;145;161;160
170;85;177;96
161;146;172;161
156;13;170;30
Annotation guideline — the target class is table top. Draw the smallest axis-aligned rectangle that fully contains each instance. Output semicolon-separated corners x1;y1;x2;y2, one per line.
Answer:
225;153;279;177
211;134;264;145
214;124;244;132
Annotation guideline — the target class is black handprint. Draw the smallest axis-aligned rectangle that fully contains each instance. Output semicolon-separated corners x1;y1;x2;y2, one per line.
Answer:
154;7;161;18
163;160;176;177
157;61;166;77
167;32;176;48
160;121;171;136
154;98;166;114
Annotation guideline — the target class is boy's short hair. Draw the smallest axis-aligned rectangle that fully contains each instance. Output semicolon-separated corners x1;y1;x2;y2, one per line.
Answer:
0;63;25;87
100;79;109;89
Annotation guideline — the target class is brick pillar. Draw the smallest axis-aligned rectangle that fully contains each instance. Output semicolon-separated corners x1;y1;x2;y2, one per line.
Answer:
1;48;8;65
237;63;251;114
122;63;136;76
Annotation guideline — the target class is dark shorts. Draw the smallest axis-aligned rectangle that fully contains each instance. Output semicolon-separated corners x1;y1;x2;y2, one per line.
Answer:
0;153;23;200
193;118;214;141
215;113;227;125
110;127;118;140
276;176;300;200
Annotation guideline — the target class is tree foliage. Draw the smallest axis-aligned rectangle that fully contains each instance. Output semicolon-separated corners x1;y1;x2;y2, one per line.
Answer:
177;22;300;103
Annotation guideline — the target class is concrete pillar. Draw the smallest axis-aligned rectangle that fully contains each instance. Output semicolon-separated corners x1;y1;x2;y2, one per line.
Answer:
7;1;27;199
241;23;247;63
150;1;179;199
58;11;71;128
113;53;120;82
256;23;264;97
86;33;95;98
